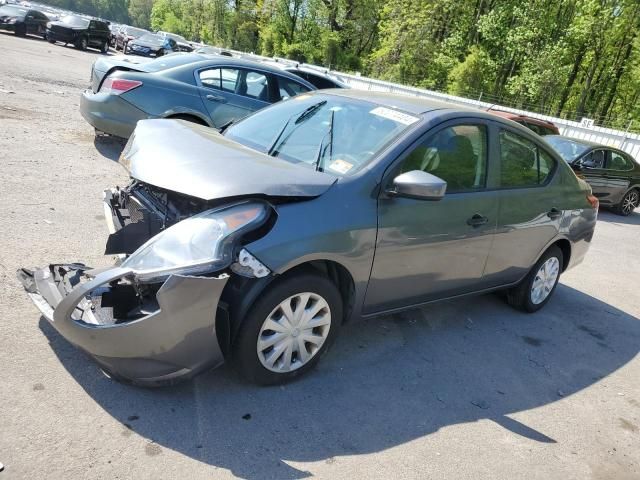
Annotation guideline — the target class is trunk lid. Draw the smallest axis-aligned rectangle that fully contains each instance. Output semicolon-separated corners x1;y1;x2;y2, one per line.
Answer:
91;56;154;92
120;119;337;201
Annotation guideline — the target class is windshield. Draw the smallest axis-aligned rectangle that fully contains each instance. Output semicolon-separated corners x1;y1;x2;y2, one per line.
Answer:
61;15;89;28
545;136;591;162
0;6;27;18
225;94;419;176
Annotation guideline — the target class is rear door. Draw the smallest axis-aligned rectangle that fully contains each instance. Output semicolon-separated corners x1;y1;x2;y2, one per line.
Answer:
604;150;635;204
482;127;562;286
576;149;609;200
364;120;498;313
196;66;271;128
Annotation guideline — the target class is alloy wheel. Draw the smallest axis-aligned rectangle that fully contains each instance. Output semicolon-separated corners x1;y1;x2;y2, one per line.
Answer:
257;292;331;373
622;191;639;215
530;257;560;305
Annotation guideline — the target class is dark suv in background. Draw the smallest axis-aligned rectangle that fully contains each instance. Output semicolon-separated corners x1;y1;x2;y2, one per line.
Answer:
46;15;110;53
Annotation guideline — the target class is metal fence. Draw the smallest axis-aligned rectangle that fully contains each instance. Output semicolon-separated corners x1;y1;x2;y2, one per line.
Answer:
233;51;640;160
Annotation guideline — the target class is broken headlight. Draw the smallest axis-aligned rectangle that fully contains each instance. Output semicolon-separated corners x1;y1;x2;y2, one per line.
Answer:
122;202;268;282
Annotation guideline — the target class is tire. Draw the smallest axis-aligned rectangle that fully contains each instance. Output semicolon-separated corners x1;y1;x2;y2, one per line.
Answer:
47;35;55;44
75;36;87;51
100;40;109;54
507;245;563;313
616;189;639;216
15;24;27;37
233;273;343;385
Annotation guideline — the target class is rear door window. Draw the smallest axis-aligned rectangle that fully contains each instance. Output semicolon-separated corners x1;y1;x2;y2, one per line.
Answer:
608;151;633;171
199;68;238;92
276;77;311;101
499;130;556;188
199;68;271;101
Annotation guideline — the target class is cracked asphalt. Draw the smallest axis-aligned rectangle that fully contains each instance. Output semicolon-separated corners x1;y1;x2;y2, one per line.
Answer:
1;33;639;480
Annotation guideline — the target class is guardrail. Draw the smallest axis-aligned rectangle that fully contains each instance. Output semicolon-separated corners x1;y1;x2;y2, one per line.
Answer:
231;49;640;160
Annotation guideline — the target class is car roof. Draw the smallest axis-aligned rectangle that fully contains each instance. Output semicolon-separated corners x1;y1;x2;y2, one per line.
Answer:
166;54;318;87
318;89;478;115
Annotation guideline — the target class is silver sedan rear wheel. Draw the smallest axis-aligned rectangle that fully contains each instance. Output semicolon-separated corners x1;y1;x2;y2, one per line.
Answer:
257;292;331;373
530;257;560;305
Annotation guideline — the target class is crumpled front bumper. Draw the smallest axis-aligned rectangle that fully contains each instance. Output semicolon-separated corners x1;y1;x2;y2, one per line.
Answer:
17;264;229;386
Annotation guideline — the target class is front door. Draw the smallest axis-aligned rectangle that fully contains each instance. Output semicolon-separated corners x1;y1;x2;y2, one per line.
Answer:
364;121;498;314
196;67;270;128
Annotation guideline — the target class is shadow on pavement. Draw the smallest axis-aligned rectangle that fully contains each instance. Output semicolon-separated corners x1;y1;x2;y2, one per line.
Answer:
39;285;640;479
93;135;126;162
597;209;640;225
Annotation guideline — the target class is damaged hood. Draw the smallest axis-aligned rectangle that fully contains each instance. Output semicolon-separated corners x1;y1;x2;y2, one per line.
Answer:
120;119;338;201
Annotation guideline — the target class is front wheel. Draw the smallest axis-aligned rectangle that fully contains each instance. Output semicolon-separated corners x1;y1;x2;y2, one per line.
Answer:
100;40;109;54
233;273;343;385
616;189;639;216
15;24;27;37
507;245;563;313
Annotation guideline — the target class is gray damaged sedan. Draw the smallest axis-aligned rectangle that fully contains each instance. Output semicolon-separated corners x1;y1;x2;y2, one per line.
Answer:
18;90;598;386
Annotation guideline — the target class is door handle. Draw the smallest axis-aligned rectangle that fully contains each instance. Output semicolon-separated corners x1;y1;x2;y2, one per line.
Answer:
547;208;562;219
206;94;226;103
466;214;489;227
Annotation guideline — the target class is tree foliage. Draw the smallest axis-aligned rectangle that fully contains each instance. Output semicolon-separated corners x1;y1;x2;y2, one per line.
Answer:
45;0;640;129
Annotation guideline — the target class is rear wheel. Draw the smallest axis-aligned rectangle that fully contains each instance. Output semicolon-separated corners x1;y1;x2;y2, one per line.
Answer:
233;273;342;385
616;189;639;216
75;36;87;51
100;40;109;54
15;24;27;37
507;245;563;313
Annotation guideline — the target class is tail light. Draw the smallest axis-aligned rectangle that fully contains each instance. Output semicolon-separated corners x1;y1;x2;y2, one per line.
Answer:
100;78;142;95
587;194;599;209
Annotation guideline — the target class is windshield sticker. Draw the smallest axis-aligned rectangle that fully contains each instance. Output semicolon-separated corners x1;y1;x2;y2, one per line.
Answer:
328;159;354;174
369;107;419;125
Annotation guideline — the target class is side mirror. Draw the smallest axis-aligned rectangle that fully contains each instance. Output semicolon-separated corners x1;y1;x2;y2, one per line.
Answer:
386;170;447;201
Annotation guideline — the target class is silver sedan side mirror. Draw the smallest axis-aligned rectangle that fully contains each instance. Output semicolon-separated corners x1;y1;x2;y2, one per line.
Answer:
387;170;447;201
